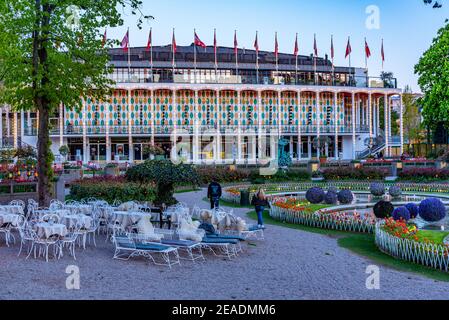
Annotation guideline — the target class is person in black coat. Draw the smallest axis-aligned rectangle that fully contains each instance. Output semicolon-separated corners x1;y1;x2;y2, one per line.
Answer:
251;188;269;229
207;180;222;209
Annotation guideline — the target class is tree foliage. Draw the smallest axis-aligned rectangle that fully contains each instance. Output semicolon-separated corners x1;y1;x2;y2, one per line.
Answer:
402;85;423;143
0;0;152;205
415;21;449;131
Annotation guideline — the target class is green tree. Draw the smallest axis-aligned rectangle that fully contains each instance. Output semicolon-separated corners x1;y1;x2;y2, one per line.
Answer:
0;1;152;206
126;160;200;206
402;85;423;145
415;21;449;133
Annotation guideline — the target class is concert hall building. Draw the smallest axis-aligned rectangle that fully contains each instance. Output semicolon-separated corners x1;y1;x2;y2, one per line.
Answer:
3;44;403;164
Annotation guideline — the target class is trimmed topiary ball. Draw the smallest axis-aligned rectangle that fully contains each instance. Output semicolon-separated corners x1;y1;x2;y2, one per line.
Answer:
373;200;394;219
392;206;411;222
337;190;354;204
370;182;385;197
305;187;325;204
324;191;338;205
327;186;339;194
389;185;402;198
419;198;446;222
405;203;419;219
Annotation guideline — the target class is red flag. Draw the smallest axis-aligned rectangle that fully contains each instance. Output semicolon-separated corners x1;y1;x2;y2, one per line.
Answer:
294;33;299;56
313;34;318;57
172;30;177;55
365;39;371;59
121;30;129;52
194;32;206;48
345;37;352;59
381;39;385;63
146;28;152;52
254;31;259;55
275;32;279;59
234;30;238;55
331;35;334;60
102;29;107;48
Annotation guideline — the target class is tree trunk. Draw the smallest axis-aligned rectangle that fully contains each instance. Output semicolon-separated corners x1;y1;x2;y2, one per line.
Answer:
37;103;51;207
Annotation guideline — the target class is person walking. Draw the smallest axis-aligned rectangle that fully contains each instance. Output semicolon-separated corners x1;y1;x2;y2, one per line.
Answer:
207;180;222;209
251;188;269;229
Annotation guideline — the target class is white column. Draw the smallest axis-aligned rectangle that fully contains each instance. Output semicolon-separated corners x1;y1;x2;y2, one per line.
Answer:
384;93;389;157
59;104;63;147
377;97;381;137
82;99;88;163
13;112;18;148
352;92;356;160
6;109;10;138
368;93;373;138
20;110;25;144
237;90;242;162
127;89;133;162
193;90;199;163
277;91;282;139
297;90;302;160
334;91;338;159
172;90;177;161
257;90;262;162
316;91;321;158
106;96;111;162
151;90;155;146
216;90;221;163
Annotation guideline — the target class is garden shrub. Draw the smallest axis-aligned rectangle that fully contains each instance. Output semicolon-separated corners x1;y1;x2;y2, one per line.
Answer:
389;185;402;198
392;206;411;222
198;166;250;184
419;198;446;222
398;168;449;182
373;200;394;219
370;182;385;197
305;187;325;204
70;176;155;203
324;191;338;205
337;190;354;204
322;167;387;180
405;203;419;219
327;186;339;194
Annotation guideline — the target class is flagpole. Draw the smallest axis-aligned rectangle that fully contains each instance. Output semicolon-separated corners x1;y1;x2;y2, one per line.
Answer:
214;29;218;83
127;27;131;82
295;33;298;85
314;33;317;85
150;28;153;82
194;28;197;83
235;30;238;82
275;32;279;73
172;28;175;81
331;35;335;86
364;37;368;70
381;38;384;72
348;36;352;85
256;31;259;85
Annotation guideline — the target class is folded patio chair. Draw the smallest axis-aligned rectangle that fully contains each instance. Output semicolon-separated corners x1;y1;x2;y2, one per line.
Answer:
112;235;180;268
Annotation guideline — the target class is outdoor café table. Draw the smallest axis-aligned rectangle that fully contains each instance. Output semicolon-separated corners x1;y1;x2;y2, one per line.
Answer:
0;212;21;227
0;205;24;215
34;222;67;239
34;209;71;219
113;211;152;229
64;204;93;215
60;214;93;229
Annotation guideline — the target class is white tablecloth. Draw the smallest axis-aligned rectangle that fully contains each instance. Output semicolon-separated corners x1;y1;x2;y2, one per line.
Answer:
60;214;93;229
0;205;24;215
34;222;67;239
113;211;152;228
64;204;93;215
35;209;71;219
0;213;20;227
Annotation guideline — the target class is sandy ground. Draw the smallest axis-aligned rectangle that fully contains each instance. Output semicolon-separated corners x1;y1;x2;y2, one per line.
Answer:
1;189;449;300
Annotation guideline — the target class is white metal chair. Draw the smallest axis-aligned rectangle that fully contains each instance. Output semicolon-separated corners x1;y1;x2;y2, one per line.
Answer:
40;214;60;224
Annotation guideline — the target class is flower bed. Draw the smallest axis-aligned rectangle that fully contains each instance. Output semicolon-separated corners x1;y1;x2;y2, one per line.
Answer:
269;197;376;233
375;219;449;272
399;168;449;182
322;167;388;180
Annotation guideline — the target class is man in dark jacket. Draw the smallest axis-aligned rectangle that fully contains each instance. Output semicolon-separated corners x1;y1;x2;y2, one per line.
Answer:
207;180;222;209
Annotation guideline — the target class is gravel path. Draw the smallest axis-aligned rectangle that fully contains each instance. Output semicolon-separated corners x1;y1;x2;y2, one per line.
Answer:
1;189;448;300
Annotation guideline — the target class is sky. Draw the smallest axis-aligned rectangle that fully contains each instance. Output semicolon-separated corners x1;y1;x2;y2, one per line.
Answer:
108;0;449;92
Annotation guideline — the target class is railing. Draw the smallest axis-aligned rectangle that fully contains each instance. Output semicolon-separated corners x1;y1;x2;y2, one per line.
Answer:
113;73;398;89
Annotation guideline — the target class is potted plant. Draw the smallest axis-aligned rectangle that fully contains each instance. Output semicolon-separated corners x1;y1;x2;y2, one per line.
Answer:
59;145;70;161
143;144;165;160
104;162;120;177
311;170;325;182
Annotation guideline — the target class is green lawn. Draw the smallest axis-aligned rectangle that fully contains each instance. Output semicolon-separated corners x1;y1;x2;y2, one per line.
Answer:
247;210;449;282
414;230;449;245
